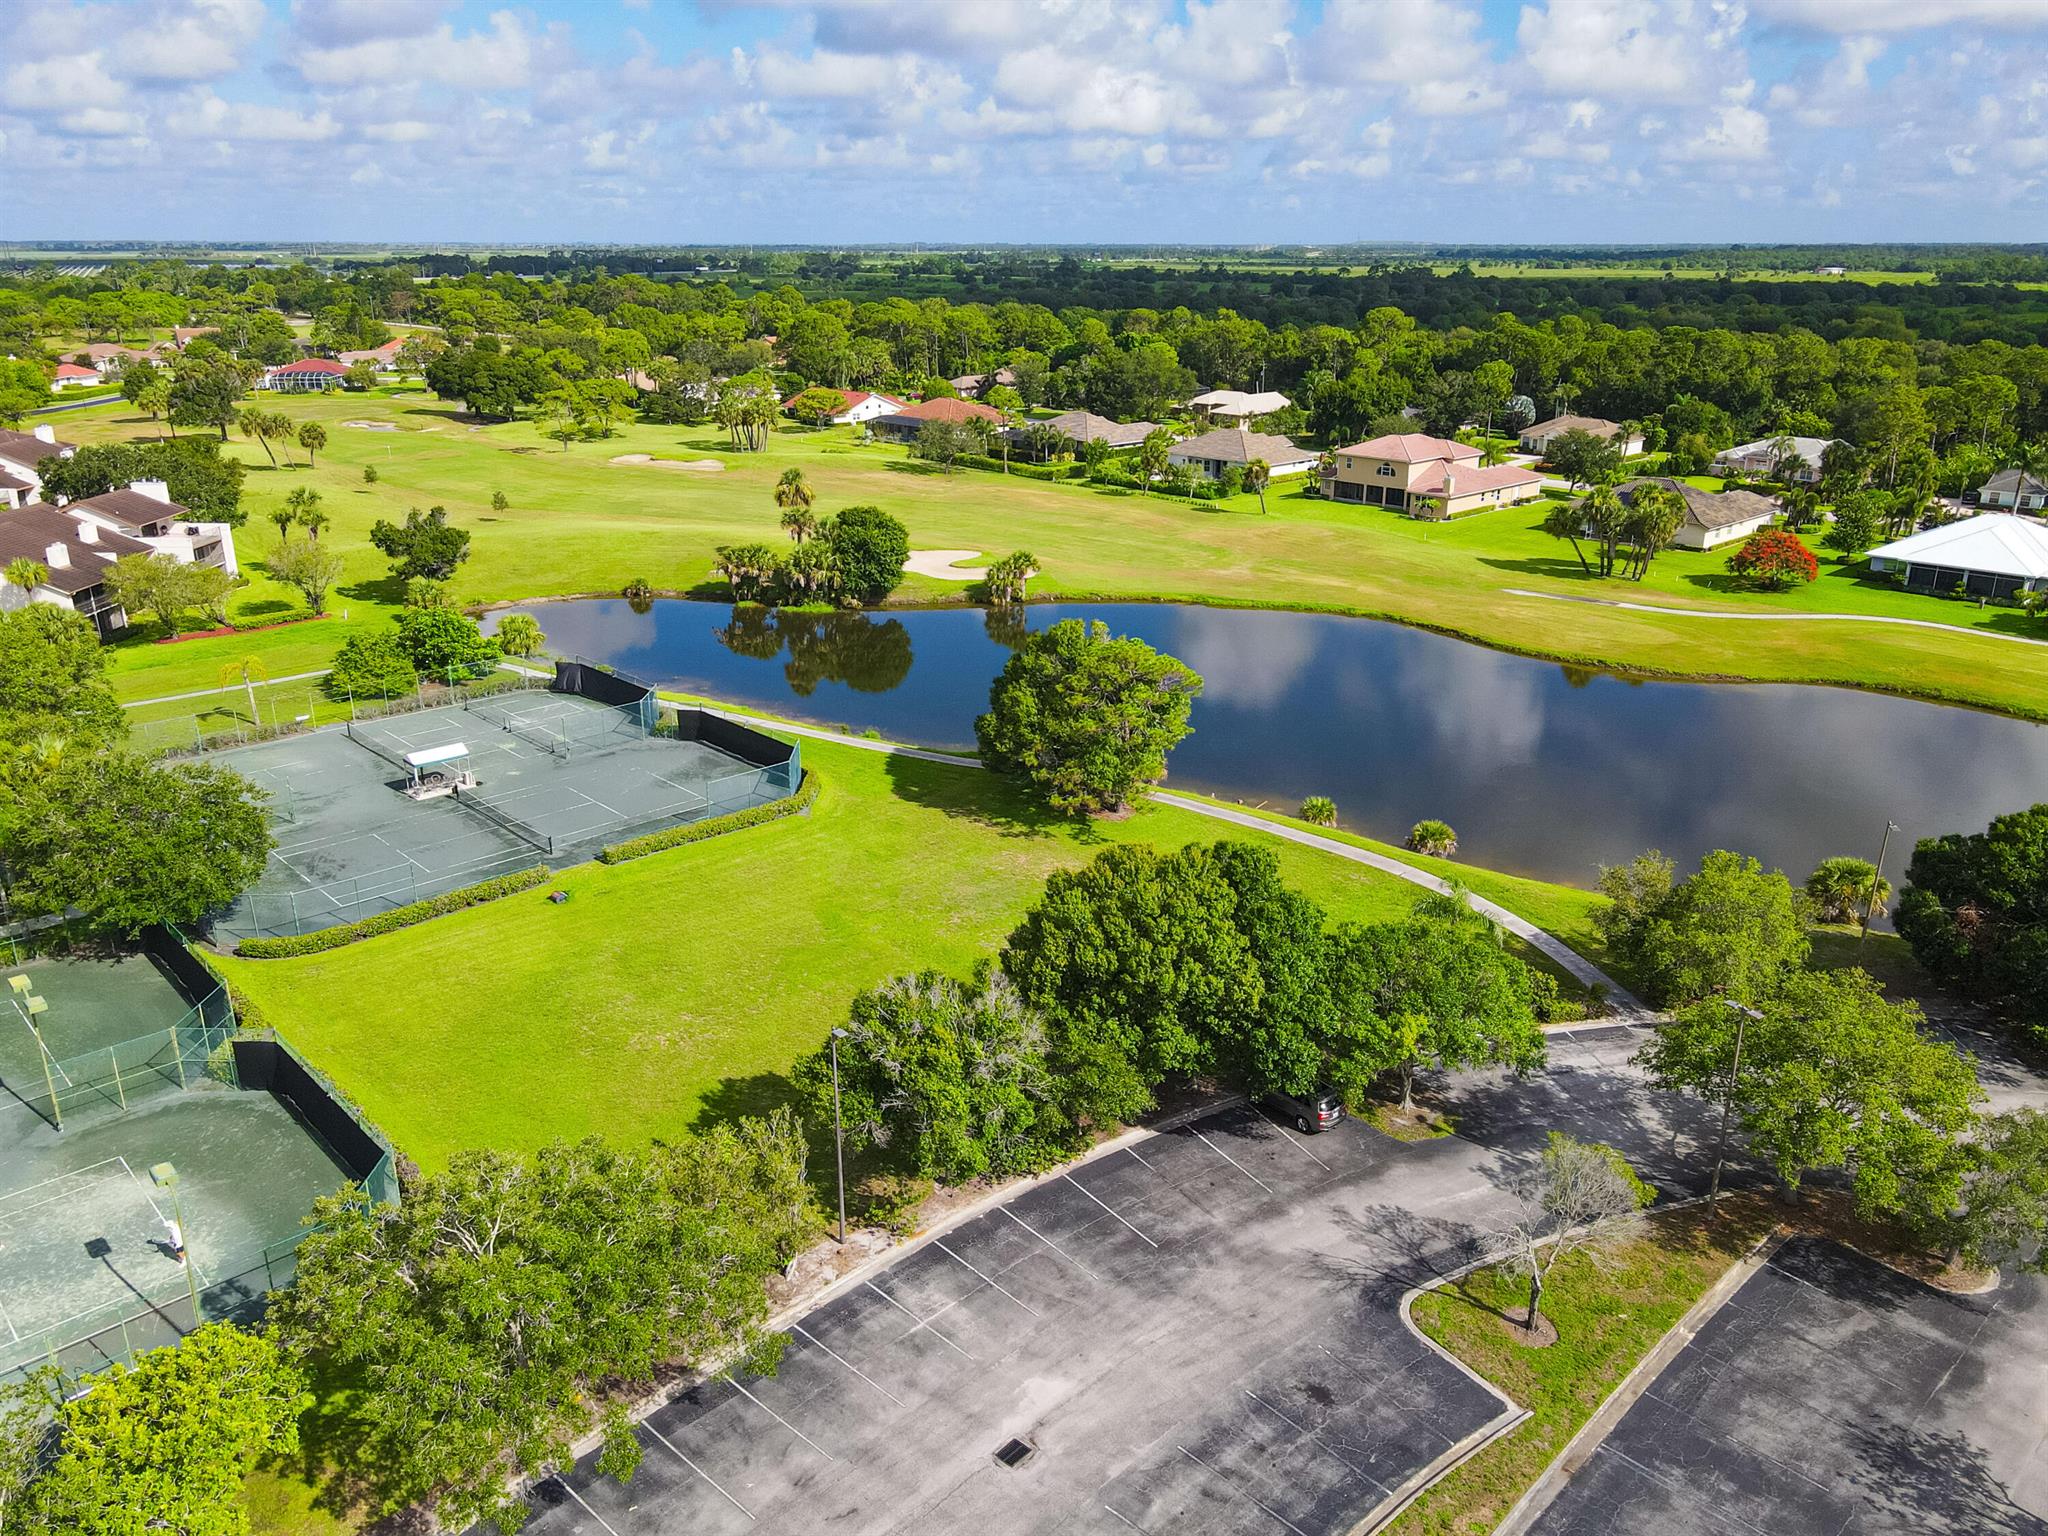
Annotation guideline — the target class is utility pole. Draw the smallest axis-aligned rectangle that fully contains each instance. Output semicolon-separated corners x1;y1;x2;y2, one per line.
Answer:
1858;820;1898;951
1707;1001;1762;1218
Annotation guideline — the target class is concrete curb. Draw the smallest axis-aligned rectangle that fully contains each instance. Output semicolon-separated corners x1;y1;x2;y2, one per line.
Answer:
1489;1227;1787;1536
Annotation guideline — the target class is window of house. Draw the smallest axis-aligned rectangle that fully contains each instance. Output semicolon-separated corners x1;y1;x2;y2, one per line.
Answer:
1376;462;1395;477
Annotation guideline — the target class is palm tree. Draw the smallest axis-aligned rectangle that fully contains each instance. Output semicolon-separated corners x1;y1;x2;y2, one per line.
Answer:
1244;458;1271;515
238;407;278;466
1539;500;1594;576
299;507;331;542
779;506;818;544
220;655;267;726
1624;485;1686;579
1804;856;1892;925
1139;428;1173;494
773;467;813;519
268;505;295;542
2009;440;2048;513
5;557;48;595
298;421;327;466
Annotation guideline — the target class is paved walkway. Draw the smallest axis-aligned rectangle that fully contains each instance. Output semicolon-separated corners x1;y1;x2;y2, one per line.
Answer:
681;698;1647;1012
121;667;332;709
1504;587;2048;650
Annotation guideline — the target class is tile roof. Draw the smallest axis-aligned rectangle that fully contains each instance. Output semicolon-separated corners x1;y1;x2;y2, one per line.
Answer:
1618;476;1780;531
1033;411;1158;448
0;428;76;467
1522;414;1622;438
892;396;1005;424
1339;432;1482;464
1409;462;1546;496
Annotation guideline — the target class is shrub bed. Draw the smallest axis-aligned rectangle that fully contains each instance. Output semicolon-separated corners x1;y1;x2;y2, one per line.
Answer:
236;866;553;958
957;453;1088;482
598;771;817;864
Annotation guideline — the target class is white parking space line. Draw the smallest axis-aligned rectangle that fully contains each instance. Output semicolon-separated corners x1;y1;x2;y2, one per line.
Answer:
1063;1174;1160;1248
790;1323;906;1406
640;1418;758;1520
1252;1112;1331;1171
559;1477;628;1534
867;1280;977;1361
936;1239;1042;1319
723;1375;836;1462
1242;1389;1370;1480
1192;1129;1274;1194
1177;1446;1309;1536
1001;1206;1103;1283
1103;1504;1146;1531
1124;1144;1155;1171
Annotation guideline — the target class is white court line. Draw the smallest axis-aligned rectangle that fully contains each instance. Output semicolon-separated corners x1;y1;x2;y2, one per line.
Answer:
1177;1446;1309;1536
1001;1206;1102;1283
557;1479;625;1536
1192;1130;1274;1194
640;1419;757;1521
866;1280;976;1361
1124;1144;1155;1171
723;1375;835;1462
1061;1174;1160;1248
0;1293;21;1345
791;1322;906;1406
1252;1111;1331;1172
935;1239;1041;1319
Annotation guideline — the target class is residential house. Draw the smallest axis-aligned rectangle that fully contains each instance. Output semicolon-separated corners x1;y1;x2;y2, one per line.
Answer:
868;395;1005;443
172;326;219;349
1167;427;1317;481
81;342;160;375
1616;477;1779;550
1186;389;1290;424
0;504;149;636
51;362;102;390
1518;415;1643;456
781;388;904;426
260;358;349;393
336;337;406;373
1977;467;2048;512
1713;436;1842;483
950;367;1016;396
1012;411;1157;452
1812;265;1848;277
1321;432;1544;517
1868;514;2048;599
0;424;77;506
66;481;238;575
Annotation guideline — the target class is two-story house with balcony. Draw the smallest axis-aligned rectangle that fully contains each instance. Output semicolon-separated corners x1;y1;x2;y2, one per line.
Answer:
1321;432;1545;519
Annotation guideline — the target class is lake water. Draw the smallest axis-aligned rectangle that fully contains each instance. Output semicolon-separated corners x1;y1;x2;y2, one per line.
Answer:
488;598;2048;893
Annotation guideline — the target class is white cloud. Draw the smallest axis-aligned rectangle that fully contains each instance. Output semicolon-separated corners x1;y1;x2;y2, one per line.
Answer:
293;10;537;90
165;91;338;142
1746;0;2048;32
1516;0;1714;103
1665;84;1772;162
1315;0;1506;117
112;0;266;82
1766;35;1885;126
291;0;453;49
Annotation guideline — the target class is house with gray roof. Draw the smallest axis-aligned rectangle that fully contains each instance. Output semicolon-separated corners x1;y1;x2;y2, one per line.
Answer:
1617;477;1780;550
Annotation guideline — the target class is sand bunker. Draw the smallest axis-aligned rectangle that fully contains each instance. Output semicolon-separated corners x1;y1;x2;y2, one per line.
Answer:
610;454;726;472
902;549;988;580
343;420;398;431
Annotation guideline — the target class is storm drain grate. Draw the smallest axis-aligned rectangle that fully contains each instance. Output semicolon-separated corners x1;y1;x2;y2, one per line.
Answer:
994;1438;1036;1469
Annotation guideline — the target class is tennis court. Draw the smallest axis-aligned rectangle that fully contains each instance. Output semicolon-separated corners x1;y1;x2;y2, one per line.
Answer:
204;681;800;944
0;949;356;1383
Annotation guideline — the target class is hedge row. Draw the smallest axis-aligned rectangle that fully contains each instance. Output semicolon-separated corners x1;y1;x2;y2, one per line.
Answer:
235;865;553;958
599;770;818;864
956;453;1089;482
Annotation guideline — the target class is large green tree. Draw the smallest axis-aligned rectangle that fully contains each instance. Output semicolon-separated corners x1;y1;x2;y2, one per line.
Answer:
976;618;1202;816
821;504;908;605
1597;848;1810;1008
0;603;124;749
16;1323;307;1536
1894;804;2048;1039
2;752;273;933
275;1124;812;1531
370;504;471;583
37;438;247;523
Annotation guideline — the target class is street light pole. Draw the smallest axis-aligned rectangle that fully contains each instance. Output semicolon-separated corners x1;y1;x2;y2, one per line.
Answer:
1707;1001;1761;1218
829;1028;848;1245
1858;820;1899;952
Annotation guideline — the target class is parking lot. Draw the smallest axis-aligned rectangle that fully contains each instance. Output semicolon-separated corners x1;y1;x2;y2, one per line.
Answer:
1525;1237;2048;1536
489;1102;1523;1536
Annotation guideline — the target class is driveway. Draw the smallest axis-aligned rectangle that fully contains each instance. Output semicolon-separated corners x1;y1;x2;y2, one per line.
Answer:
1522;1237;2048;1535
486;1102;1533;1536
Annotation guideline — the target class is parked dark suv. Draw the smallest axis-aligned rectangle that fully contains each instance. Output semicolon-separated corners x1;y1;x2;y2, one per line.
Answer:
1261;1087;1345;1134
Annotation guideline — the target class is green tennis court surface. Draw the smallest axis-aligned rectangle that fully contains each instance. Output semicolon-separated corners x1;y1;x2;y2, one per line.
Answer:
205;690;791;943
0;952;353;1382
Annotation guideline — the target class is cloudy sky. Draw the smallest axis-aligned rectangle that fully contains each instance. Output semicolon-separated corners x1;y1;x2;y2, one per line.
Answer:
5;0;2045;246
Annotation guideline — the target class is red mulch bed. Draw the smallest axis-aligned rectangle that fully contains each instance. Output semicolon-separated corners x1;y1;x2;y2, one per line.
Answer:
153;615;328;645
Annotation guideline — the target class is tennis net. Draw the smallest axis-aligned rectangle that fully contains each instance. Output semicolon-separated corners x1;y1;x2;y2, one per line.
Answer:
463;695;647;756
344;721;412;772
453;786;555;856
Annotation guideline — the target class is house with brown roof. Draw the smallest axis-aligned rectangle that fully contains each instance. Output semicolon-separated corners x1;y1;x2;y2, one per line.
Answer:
1013;411;1157;452
868;395;1006;442
67;481;239;575
950;367;1016;397
1187;389;1291;424
172;326;219;348
1616;477;1779;550
1519;414;1643;456
337;337;406;372
1167;427;1317;480
0;424;77;506
1322;432;1544;518
0;504;151;636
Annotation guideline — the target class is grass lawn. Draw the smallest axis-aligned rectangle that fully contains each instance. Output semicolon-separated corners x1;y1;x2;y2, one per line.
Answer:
1394;1201;1778;1536
60;390;2048;722
213;736;1611;1172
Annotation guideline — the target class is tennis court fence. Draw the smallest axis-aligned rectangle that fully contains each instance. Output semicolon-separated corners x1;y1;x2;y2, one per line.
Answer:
225;842;542;940
3;985;239;1134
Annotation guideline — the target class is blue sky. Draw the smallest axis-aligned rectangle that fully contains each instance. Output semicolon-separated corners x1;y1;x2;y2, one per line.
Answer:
5;0;2045;245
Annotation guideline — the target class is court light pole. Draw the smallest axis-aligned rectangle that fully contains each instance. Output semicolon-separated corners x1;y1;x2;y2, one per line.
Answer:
1707;1002;1762;1219
829;1028;849;1245
1857;820;1899;952
150;1162;202;1326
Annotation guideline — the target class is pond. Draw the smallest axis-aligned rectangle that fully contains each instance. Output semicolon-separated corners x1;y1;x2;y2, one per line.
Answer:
487;598;2048;894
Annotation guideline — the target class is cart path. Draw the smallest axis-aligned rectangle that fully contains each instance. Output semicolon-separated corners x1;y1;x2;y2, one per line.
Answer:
1504;587;2048;648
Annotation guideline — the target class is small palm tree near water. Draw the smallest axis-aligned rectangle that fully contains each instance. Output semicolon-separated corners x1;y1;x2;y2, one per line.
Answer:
1804;856;1892;924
